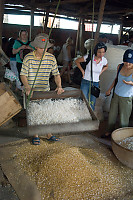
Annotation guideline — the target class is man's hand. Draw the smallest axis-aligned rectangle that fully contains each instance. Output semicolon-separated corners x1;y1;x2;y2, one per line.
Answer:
20;75;33;98
55;87;64;95
25;86;33;97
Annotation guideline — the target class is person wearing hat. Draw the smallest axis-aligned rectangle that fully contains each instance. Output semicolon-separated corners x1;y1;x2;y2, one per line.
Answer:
75;42;108;110
20;33;64;144
102;49;133;138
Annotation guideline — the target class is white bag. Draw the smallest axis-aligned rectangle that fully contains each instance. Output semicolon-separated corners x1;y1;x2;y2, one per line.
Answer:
4;68;20;82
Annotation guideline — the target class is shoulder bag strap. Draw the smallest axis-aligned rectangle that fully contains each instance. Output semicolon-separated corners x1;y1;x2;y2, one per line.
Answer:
112;63;124;97
17;40;24;45
17;40;30;46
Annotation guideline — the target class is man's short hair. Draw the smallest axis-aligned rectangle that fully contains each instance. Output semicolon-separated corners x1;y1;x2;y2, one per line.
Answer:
99;34;107;39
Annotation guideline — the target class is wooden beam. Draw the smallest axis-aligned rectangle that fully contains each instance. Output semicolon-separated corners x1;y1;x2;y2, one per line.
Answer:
4;0;88;9
4;2;133;18
30;0;35;40
0;0;4;46
94;0;106;46
29;0;89;7
30;9;34;40
43;7;49;34
4;3;133;15
81;9;133;17
75;18;81;57
3;8;125;26
118;23;123;44
3;0;133;27
79;18;85;55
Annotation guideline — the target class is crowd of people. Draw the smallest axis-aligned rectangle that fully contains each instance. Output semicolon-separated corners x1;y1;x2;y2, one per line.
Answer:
1;30;133;144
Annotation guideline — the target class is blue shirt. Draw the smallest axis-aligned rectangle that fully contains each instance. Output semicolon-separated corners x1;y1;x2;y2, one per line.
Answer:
115;73;133;97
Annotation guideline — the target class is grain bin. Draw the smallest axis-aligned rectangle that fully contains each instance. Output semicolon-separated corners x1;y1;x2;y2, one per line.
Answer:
26;89;99;136
111;127;133;169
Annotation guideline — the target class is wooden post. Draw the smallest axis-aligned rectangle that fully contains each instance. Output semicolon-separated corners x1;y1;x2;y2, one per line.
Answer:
0;0;4;46
118;23;123;44
94;0;106;46
75;18;81;56
30;0;35;41
43;8;49;34
79;18;85;55
30;9;34;41
111;24;113;34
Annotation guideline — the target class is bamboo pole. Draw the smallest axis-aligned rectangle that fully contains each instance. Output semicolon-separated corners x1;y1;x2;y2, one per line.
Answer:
94;0;106;46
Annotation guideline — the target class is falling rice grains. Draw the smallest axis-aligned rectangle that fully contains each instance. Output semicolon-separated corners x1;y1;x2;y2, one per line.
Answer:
15;140;133;200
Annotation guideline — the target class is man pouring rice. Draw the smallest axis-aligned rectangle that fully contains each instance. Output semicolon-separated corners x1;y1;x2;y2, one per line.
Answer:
20;33;64;145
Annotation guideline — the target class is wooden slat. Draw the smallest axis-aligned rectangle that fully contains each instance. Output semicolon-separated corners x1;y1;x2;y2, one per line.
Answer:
0;0;4;46
0;83;22;126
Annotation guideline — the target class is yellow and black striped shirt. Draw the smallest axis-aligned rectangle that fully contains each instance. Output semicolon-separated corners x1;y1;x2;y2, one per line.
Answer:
20;51;60;91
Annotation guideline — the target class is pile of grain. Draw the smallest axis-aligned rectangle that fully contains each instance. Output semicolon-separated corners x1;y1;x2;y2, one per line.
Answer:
27;98;91;125
15;140;133;200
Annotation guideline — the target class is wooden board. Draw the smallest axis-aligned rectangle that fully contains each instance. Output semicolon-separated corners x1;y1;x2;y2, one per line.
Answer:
0;82;22;126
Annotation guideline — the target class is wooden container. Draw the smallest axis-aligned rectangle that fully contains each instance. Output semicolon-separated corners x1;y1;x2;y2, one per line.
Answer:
26;89;99;136
0;82;22;126
111;127;133;169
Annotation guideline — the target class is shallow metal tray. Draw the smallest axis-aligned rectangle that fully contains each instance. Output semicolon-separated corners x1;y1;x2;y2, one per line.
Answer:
26;89;99;136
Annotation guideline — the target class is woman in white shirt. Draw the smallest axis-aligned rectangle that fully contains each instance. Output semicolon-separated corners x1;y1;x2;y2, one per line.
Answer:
75;42;108;110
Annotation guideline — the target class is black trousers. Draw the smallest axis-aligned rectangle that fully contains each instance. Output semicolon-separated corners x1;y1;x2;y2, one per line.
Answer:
17;62;23;85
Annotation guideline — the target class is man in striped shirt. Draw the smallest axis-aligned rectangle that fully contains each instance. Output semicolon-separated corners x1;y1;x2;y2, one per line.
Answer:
20;33;64;144
20;33;64;95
